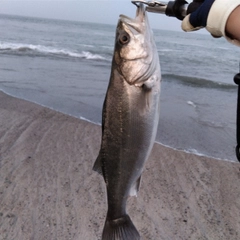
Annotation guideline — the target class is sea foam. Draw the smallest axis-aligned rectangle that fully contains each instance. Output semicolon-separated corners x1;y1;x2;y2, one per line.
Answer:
0;42;106;60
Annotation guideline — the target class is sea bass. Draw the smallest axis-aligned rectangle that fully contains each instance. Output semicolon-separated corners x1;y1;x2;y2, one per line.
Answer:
93;3;161;240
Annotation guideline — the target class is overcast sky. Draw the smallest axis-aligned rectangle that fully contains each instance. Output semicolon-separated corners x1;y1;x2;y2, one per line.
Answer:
0;0;188;31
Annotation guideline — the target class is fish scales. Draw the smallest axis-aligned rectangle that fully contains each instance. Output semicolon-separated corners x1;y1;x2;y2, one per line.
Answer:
93;3;161;240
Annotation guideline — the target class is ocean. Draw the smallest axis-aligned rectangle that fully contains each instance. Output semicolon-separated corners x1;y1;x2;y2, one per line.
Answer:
0;14;239;161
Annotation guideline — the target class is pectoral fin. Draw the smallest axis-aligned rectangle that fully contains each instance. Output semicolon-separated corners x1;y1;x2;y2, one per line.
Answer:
129;175;142;197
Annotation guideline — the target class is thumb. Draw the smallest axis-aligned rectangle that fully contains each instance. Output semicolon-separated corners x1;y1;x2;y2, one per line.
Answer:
181;14;203;32
182;0;215;32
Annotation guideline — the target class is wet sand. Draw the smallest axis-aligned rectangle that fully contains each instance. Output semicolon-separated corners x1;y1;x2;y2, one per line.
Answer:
0;90;240;240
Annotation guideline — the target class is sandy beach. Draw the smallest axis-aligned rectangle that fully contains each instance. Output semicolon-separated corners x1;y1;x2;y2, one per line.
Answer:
0;90;240;240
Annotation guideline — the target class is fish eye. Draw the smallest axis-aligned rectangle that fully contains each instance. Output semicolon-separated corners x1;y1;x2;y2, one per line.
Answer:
119;32;130;45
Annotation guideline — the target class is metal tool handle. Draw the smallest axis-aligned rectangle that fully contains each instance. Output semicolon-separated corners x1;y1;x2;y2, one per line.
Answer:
146;0;203;20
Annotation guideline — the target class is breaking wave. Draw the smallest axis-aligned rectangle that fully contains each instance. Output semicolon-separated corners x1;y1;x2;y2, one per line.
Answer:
0;42;106;60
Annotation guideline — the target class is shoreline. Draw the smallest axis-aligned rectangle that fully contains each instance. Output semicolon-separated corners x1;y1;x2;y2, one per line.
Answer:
0;90;239;239
0;89;235;163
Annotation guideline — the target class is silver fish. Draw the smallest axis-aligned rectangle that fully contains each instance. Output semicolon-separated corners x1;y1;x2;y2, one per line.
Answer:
93;3;161;240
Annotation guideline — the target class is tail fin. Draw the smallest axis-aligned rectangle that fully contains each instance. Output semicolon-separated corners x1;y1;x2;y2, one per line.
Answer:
102;214;140;240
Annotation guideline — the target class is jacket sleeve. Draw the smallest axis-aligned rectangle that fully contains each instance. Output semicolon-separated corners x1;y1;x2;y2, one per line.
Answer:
206;0;240;46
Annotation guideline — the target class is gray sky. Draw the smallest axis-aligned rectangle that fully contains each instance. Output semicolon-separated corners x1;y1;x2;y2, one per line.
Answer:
0;0;185;31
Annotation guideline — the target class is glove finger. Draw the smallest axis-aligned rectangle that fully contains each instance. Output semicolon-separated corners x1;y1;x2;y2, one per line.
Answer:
181;14;203;32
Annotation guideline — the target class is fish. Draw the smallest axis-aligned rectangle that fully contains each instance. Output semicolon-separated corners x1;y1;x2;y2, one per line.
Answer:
93;3;161;240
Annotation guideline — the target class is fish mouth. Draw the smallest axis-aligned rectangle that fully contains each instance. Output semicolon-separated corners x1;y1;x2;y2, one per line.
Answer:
119;3;146;33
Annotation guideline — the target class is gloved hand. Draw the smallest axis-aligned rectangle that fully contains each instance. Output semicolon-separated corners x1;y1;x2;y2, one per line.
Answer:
181;0;215;32
182;0;240;42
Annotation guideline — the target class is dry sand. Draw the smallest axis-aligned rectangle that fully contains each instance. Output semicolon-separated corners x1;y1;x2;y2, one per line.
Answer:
0;90;240;240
